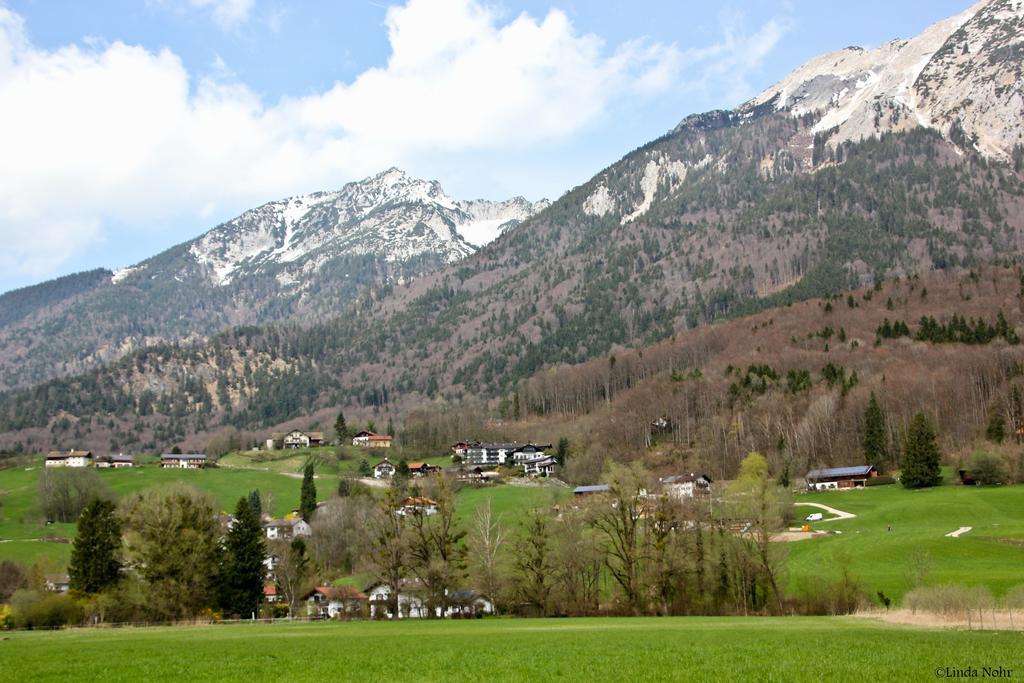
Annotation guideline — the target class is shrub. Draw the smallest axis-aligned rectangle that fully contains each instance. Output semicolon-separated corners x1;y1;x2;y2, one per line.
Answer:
9;589;84;629
967;451;1008;486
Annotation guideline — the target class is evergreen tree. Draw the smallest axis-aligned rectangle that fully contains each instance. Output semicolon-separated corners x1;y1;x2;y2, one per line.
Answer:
986;410;1006;443
901;413;942;489
397;459;410;477
358;458;372;477
862;392;888;468
247;489;262;519
334;410;348;442
299;462;317;522
555;437;569;466
219;497;266;618
386;416;395;437
68;499;121;594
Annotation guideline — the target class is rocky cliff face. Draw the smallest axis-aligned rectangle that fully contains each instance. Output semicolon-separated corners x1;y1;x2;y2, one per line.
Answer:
746;0;1023;162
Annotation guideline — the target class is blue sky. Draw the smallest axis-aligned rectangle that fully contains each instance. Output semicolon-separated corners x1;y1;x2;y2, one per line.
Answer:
0;0;970;292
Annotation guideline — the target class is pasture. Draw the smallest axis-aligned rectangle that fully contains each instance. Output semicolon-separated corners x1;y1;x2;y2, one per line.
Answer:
788;482;1024;600
3;616;1022;682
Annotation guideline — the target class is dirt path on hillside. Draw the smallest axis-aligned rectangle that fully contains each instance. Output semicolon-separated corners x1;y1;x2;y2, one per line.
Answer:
945;526;972;537
794;501;856;521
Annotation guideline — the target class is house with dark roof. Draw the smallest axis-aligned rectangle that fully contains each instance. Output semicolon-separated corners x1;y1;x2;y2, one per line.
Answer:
96;453;134;468
660;473;713;499
805;465;878;490
463;442;552;466
263;517;312;541
373;458;396;479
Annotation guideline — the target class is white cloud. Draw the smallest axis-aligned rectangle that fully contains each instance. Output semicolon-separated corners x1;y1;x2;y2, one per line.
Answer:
188;0;255;29
0;0;786;278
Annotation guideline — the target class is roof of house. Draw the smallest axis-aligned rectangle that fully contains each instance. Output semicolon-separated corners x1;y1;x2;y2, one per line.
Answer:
263;584;277;597
373;458;394;468
661;473;712;484
46;449;92;459
263;517;308;528
523;455;557;465
401;496;438;507
573;484;611;494
468;441;552;451
160;453;206;460
354;431;392;439
110;453;134;462
283;429;324;440
806;465;876;480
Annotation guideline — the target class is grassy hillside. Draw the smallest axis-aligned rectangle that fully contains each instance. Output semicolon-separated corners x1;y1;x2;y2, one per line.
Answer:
0;462;337;565
4;617;1022;681
789;480;1024;600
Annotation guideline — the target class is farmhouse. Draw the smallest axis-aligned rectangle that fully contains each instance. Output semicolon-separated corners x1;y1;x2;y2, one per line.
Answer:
407;462;441;477
805;465;878;490
267;430;325;450
160;453;207;469
263;584;280;603
96;453;134;468
44;450;93;468
397;496;439;516
450;441;471;457
660;473;713;499
352;431;393;448
304;586;368;619
522;455;558;477
263;517;312;541
373;458;396;479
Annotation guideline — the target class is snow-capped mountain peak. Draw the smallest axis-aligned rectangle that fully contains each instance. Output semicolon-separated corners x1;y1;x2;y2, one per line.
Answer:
173;169;548;286
745;0;1022;160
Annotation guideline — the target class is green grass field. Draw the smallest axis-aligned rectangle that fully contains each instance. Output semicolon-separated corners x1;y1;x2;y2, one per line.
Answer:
0;464;330;565
3;616;1021;682
788;482;1024;600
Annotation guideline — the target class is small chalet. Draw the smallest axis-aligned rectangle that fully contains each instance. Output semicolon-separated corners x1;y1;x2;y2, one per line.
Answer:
450;442;472;457
447;590;496;618
45;450;93;468
573;484;611;497
263;584;280;603
660;473;713;499
407;462;441;477
805;465;878;490
304;586;369;619
44;574;70;593
366;580;428;619
397;496;439;516
352;431;393;448
522;455;557;477
96;453;134;468
263;517;312;541
373;458;396;479
267;430;325;450
160;453;207;469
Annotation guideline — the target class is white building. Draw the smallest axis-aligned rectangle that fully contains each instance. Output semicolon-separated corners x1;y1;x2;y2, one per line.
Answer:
263;517;312;541
660;473;713;499
463;442;551;466
522;455;557;477
160;453;207;469
373;458;396;479
45;450;93;468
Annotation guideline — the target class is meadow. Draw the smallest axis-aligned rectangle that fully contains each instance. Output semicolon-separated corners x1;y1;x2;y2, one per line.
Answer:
3;616;1022;682
788;480;1024;600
